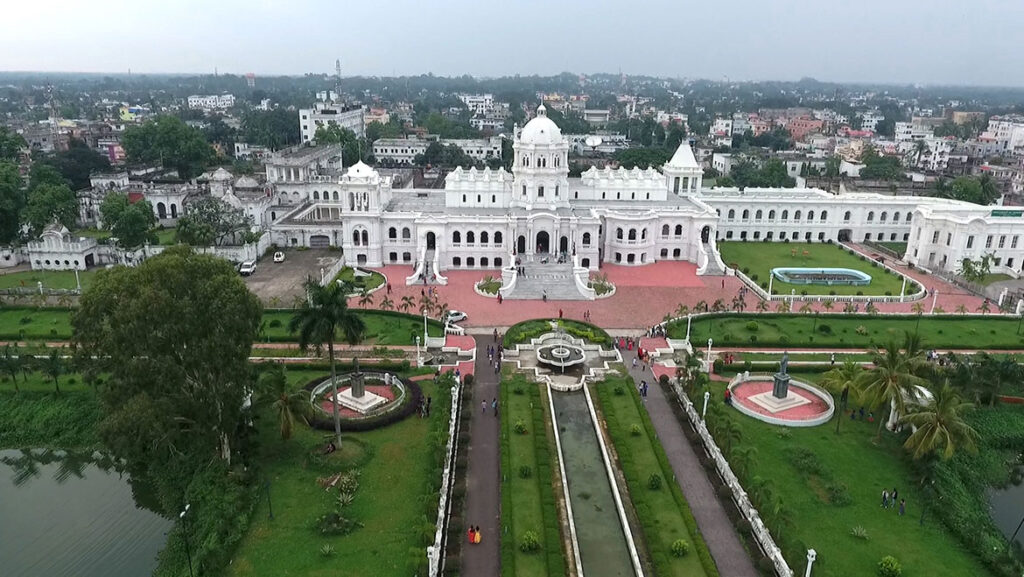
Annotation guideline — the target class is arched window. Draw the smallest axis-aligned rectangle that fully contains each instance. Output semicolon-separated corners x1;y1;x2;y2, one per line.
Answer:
843;210;850;221
662;224;670;236
361;230;368;245
333;191;339;201
467;231;475;244
389;252;398;262
782;210;789;220
481;231;489;244
481;257;489;267
313;191;320;200
867;211;874;222
641;229;647;240
675;224;683;236
821;211;828;221
794;210;802;220
495;257;503;267
616;228;623;240
892;212;900;222
453;256;462;266
728;209;735;219
742;209;750;220
769;210;776;220
467;257;475;267
402;227;411;239
388;227;397;239
755;209;763;220
807;210;814;221
352;230;360;245
880;212;887;222
582;232;591;245
494;231;503;244
453;231;461;244
628;229;637;241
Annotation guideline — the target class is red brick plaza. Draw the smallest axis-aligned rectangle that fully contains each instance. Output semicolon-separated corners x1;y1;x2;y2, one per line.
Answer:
354;244;990;331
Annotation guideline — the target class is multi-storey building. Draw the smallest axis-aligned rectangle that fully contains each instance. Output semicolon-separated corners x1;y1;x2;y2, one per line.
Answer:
299;102;365;142
187;94;236;110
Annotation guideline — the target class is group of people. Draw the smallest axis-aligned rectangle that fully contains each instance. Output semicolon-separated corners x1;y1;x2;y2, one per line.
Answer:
615;336;638;351
646;324;666;338
467;526;482;544
882;488;906;516
487;344;503;375
482;398;498;415
637;380;649;399
418;395;432;418
850;407;875;423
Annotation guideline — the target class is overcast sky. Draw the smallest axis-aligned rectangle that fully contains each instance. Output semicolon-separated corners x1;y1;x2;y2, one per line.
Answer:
1;0;1022;86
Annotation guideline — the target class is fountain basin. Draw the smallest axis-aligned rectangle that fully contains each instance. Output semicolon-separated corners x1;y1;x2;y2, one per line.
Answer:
771;267;871;286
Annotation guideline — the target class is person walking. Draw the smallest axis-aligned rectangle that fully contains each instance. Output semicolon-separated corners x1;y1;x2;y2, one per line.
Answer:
882;489;889;508
898;498;906;516
632;357;638;370
891;488;898;509
482;400;487;413
830;352;836;366
492;398;498;416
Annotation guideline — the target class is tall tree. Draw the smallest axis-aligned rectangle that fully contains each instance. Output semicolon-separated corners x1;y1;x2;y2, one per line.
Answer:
289;279;366;445
313;125;368;166
40;138;111;190
899;382;978;461
0;162;25;244
99;191;157;249
857;336;928;441
258;365;311;440
23;182;77;235
42;348;64;394
122;115;214;179
820;361;862;434
175;196;254;247
71;247;262;511
241;109;299;150
0;127;26;162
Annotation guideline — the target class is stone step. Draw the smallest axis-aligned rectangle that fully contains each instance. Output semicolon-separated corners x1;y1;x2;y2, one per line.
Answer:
504;262;588;300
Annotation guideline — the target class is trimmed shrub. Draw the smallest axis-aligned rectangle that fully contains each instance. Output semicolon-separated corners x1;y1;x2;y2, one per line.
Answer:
712;358;724;372
648;473;662;490
519;465;532;479
671;539;690;557
630;424;643;436
519;530;541;553
745;321;759;332
877;555;902;577
514;420;528;435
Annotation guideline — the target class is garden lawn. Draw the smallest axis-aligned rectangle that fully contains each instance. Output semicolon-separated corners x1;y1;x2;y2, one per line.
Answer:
0;269;98;290
0;308;74;339
257;309;445;345
155;227;177;245
334;267;386;293
593;375;713;577
0;388;100;448
504;319;612;348
718;241;909;296
980;273;1013;286
703;375;992;577
228;371;447;577
674;313;1024;350
500;372;566;577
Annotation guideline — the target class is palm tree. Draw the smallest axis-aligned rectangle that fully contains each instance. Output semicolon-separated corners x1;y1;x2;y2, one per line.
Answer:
379;296;394;311
977;300;991;314
899;382;978;460
865;301;878;314
675;303;690;318
718;419;743;455
694;300;709;313
857;338;928;441
711;299;727;313
418;293;434;315
821;362;862;434
775;300;791;313
731;446;759;481
913;139;929;168
289;279;366;445
268;295;282;309
822;300;834;312
843;302;856;313
358;289;375;308
260;365;311;440
43;349;64;394
399;295;415;313
2;345;20;393
978;353;1020;407
933;305;946;314
955;304;968;315
798;302;813;314
911;301;925;329
756;300;770;312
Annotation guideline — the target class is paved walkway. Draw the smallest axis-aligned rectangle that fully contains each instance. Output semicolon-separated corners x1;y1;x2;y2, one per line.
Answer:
460;334;501;577
622;348;759;577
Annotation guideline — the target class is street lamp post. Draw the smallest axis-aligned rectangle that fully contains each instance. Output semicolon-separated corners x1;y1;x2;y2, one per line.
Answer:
805;549;817;577
702;390;710;420
706;338;713;373
74;269;81;292
265;479;274;520
180;504;194;577
685;313;692;342
416;335;421;368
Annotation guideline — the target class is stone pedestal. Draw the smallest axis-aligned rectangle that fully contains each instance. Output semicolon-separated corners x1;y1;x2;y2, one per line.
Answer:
772;372;791;399
749;390;811;414
350;371;365;398
333;387;387;414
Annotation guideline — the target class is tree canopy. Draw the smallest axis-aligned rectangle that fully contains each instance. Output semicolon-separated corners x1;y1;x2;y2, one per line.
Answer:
23;164;77;236
99;191;157;249
240;109;299;150
71;247;262;513
0;162;24;245
37;138;110;190
313;125;369;166
936;175;1001;206
176;196;255;247
859;147;906;180
0;126;26;162
413;141;478;168
717;159;796;188
614;147;672;169
122;115;214;179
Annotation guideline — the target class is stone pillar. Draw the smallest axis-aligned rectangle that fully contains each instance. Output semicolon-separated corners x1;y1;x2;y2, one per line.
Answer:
350;358;365;398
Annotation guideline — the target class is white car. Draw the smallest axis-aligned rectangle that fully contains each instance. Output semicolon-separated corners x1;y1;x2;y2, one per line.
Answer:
445;310;468;324
239;261;257;276
273;251;285;263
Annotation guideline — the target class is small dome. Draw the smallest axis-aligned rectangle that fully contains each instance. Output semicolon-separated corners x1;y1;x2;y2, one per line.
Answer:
234;175;260;189
346;161;376;178
519;104;562;146
210;167;233;181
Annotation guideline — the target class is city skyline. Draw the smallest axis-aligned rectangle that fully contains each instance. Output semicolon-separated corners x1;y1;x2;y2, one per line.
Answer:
1;0;1023;86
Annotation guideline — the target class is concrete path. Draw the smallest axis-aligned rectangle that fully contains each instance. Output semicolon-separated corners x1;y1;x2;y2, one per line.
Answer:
460;334;502;577
622;349;759;577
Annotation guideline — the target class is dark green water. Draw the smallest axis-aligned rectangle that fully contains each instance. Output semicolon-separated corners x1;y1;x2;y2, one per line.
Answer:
0;449;171;577
551;390;637;577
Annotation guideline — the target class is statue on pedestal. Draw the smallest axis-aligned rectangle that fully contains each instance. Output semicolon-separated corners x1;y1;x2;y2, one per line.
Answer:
772;351;791;399
351;357;365;398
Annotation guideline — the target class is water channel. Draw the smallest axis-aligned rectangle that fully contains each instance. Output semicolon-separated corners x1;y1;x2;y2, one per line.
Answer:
989;483;1024;547
550;390;638;577
0;449;172;577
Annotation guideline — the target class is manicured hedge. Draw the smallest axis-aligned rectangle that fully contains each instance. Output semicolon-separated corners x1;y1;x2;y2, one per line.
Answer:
301;374;422;432
503;318;612;348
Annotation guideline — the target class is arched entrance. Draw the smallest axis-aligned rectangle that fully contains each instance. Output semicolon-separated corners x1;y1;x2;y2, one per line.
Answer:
426;231;436;250
700;226;711;243
310;235;330;248
517;235;526;254
838;229;851;242
559;235;568;254
157;202;167;219
536;231;550;254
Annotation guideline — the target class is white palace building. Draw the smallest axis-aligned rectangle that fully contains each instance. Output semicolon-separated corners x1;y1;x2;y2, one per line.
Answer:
136;104;1016;299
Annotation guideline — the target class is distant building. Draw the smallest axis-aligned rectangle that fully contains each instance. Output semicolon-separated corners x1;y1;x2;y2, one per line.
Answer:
187;94;236;110
372;136;502;165
951;111;985;125
27;225;98;271
566;133;629;155
457;94;495;115
860;111;885;133
982;115;1024;154
234;142;271;160
786;117;824;142
364;108;390;128
894;122;934;142
583;109;611;127
712;153;734;176
712;117;733;136
299;102;365;142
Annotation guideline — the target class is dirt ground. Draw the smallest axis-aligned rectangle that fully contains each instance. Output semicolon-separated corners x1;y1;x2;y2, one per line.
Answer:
242;249;341;305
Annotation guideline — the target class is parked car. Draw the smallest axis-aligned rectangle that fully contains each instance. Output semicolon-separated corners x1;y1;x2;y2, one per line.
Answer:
273;251;285;263
445;310;468;324
239;261;257;276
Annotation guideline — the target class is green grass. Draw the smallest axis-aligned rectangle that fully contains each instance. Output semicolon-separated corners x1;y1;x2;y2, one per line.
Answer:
262;309;445;345
0;270;98;290
73;228;110;241
0;388;100;448
673;313;1024;349
228;370;448;577
500;372;567;577
718;242;910;296
702;375;992;577
980;273;1013;286
155;227;177;245
738;352;874;363
593;375;715;577
877;242;908;256
335;267;386;293
477;276;501;295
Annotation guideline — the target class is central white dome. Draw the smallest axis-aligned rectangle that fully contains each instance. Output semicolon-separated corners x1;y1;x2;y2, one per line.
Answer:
519;104;563;146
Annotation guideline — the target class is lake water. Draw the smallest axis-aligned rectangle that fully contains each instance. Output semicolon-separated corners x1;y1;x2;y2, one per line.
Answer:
0;449;172;577
989;482;1024;547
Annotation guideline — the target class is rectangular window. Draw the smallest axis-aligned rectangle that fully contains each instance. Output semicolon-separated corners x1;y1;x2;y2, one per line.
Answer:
999;235;1006;248
995;257;1002;266
1014;236;1020;249
538;186;544;197
986;235;994;248
931;231;940;243
946;233;952;246
1009;258;1015;268
967;235;974;249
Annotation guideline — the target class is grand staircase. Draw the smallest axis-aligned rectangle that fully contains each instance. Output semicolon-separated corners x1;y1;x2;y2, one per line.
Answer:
702;242;727;276
503;258;590;300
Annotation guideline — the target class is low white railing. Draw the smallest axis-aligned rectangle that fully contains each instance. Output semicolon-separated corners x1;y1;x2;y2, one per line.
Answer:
426;376;463;576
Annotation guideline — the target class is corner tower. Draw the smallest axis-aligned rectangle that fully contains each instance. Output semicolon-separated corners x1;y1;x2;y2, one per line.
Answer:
512;104;570;209
663;142;703;195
